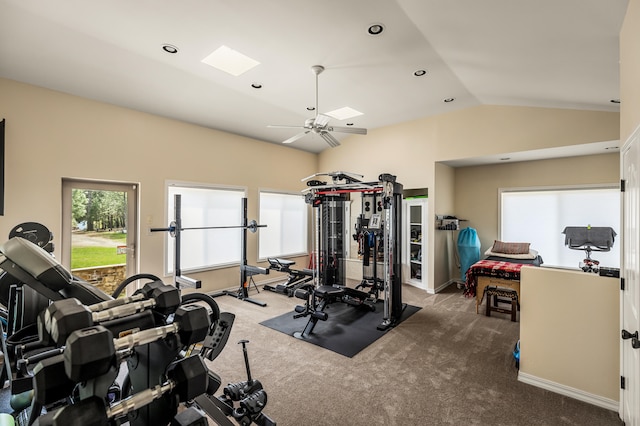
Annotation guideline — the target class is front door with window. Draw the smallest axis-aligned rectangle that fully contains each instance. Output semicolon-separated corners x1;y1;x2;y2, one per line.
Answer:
61;179;138;297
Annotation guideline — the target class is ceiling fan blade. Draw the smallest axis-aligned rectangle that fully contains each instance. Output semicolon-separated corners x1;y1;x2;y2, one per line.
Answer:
327;126;367;135
313;114;331;128
267;124;305;129
319;131;340;148
282;131;310;144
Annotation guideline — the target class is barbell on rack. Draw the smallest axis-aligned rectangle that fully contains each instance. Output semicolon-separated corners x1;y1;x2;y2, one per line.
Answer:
150;220;266;237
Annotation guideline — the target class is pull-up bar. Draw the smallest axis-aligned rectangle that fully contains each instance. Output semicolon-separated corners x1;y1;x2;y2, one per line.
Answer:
150;220;266;236
150;194;267;292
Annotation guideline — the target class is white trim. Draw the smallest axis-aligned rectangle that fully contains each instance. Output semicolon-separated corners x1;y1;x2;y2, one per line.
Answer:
517;371;619;412
429;279;457;294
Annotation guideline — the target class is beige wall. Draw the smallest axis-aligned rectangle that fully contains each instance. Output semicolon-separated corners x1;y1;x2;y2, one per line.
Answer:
433;105;620;162
434;163;457;286
320;106;619;292
0;78;318;294
519;267;620;406
1;81;622;296
453;153;619;255
621;0;640;142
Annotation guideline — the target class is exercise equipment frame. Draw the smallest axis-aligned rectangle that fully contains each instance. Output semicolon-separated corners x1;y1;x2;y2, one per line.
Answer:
302;172;405;331
150;195;268;304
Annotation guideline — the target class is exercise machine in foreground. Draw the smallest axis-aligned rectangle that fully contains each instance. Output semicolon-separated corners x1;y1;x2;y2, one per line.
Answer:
0;235;276;425
293;172;406;337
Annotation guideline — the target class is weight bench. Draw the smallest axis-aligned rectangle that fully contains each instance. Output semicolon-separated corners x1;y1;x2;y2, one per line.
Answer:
485;287;518;322
264;258;314;297
292;285;345;339
0;237;112;305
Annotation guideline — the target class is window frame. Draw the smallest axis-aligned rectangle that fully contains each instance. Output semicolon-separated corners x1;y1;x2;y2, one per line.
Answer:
257;189;309;261
164;181;247;275
498;183;620;269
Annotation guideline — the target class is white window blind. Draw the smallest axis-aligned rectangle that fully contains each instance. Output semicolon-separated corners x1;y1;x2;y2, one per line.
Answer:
500;186;620;269
166;184;245;274
258;191;308;259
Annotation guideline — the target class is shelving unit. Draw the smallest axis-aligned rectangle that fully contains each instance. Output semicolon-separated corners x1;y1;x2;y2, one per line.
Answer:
403;198;427;289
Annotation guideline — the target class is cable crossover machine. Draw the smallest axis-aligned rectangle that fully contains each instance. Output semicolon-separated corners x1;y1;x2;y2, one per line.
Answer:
150;194;269;306
297;171;406;333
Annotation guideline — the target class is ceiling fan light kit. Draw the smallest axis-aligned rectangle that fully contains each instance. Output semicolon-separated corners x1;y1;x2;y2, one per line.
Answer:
268;65;368;148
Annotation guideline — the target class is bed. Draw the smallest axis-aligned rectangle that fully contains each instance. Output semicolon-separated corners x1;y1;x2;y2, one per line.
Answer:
463;241;543;313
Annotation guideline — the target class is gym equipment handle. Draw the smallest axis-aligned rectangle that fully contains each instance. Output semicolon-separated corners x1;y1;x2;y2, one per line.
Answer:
113;323;179;352
89;293;146;312
92;298;156;323
107;381;174;419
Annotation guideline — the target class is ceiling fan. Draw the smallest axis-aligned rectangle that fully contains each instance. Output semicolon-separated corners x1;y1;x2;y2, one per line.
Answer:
267;65;367;148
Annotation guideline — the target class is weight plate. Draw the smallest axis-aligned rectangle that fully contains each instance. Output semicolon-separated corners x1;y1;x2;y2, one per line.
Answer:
9;222;53;248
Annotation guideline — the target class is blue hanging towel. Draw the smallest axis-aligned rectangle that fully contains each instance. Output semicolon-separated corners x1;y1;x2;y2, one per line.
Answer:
457;227;481;281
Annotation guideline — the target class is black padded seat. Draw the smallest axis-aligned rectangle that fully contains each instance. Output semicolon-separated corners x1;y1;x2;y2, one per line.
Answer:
314;285;344;298
0;237;112;304
268;258;295;267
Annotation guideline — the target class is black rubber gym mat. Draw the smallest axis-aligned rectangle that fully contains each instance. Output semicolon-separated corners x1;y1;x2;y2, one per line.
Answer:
260;301;420;358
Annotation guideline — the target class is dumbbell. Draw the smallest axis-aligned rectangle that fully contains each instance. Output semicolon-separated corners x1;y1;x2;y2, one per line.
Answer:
63;304;210;383
31;354;76;409
34;355;209;426
45;281;181;345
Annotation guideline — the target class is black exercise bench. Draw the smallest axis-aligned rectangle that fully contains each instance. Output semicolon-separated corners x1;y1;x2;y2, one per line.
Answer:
263;258;314;297
292;285;345;339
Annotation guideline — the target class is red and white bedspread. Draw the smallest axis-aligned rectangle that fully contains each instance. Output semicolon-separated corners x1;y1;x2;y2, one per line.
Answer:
463;259;525;298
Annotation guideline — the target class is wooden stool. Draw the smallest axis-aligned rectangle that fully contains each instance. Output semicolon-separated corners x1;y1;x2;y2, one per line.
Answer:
485;287;518;322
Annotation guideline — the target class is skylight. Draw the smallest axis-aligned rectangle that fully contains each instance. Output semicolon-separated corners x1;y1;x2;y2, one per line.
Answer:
201;46;260;76
325;107;363;120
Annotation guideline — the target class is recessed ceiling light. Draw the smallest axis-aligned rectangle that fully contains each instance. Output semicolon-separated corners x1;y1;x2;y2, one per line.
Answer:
610;99;621;104
443;98;455;103
251;83;262;89
201;45;260;76
162;44;179;54
325;107;364;120
413;69;427;77
367;23;385;36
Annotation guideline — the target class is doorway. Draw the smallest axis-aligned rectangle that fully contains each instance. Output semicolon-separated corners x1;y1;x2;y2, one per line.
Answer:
61;179;138;296
621;126;640;425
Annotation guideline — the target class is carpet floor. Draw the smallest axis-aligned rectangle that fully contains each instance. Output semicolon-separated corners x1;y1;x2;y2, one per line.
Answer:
1;282;624;425
204;282;623;426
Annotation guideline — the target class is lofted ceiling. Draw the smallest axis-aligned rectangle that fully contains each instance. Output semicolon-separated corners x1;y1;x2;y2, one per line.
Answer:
0;0;628;159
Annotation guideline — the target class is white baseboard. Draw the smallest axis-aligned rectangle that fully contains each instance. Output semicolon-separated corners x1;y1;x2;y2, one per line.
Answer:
517;371;619;412
428;279;457;294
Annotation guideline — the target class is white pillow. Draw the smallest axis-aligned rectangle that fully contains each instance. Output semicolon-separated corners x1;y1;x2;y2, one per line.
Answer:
484;247;539;260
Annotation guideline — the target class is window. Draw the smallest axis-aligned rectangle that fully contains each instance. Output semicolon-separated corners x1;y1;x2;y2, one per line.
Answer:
500;185;620;269
166;183;245;274
258;191;308;259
